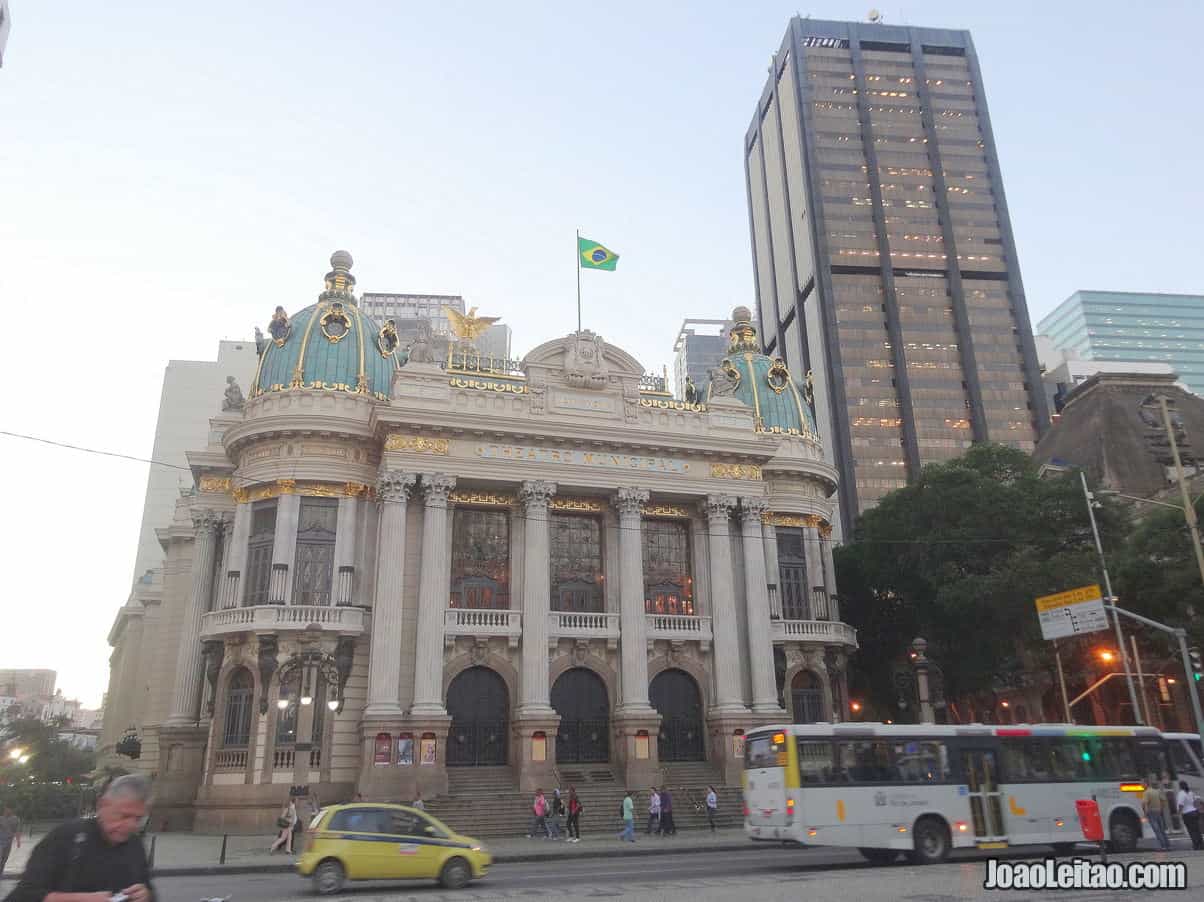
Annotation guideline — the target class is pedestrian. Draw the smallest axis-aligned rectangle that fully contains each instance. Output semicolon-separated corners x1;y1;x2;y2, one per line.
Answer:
618;790;635;843
547;788;564;840
646;786;661;835
270;796;299;854
566;786;583;843
0;805;20;876
292;793;315;849
412;790;426;812
705;785;719;833
1143;775;1171;852
527;788;548;839
1177;780;1204;850
5;773;153;902
659;787;676;835
353;793;364;802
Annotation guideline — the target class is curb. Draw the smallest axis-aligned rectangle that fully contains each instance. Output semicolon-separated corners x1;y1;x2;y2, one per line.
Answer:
102;838;759;879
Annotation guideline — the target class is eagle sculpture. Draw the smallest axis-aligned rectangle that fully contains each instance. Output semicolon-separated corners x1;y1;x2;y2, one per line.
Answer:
444;306;501;345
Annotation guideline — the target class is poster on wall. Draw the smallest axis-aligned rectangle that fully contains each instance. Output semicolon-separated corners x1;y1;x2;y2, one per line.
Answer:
373;733;392;766
397;735;414;766
420;736;436;766
732;733;746;759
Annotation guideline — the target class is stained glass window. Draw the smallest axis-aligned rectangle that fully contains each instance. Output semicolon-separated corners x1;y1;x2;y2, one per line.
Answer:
245;501;277;606
294;498;338;606
777;528;811;620
550;514;603;612
450;508;511;609
642;519;693;615
222;669;253;747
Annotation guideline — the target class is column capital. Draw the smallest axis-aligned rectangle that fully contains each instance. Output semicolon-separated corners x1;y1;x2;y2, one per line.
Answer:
190;509;228;535
739;497;771;525
419;473;457;508
519;479;558;513
702;494;736;524
614;487;649;518
376;469;417;503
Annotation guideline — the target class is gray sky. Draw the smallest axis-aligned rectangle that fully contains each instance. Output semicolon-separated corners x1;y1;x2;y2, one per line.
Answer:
1;1;1200;708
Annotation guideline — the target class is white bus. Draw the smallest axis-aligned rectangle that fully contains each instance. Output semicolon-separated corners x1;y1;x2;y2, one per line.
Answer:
743;723;1171;863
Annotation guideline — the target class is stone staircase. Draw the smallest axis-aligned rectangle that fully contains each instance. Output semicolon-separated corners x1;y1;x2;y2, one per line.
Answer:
424;762;744;839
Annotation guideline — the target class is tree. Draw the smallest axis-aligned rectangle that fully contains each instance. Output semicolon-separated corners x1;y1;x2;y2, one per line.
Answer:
837;444;1126;719
1113;498;1204;637
1;717;95;785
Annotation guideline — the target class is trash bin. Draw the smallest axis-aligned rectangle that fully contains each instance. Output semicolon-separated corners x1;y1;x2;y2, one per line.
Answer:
1075;798;1104;843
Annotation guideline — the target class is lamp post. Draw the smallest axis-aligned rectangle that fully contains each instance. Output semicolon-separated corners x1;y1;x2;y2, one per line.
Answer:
1081;471;1143;723
912;638;934;725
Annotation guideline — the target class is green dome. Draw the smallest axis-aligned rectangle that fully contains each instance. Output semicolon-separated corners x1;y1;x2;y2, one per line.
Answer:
252;251;400;401
707;307;819;439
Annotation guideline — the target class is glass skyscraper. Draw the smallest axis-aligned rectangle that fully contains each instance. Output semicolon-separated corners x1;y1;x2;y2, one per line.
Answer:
1038;291;1204;397
745;17;1048;533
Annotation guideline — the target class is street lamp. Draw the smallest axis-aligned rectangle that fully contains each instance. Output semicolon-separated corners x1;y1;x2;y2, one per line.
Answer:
1098;650;1116;664
7;748;23;761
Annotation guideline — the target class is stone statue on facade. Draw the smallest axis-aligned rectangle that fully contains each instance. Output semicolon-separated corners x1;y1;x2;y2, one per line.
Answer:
254;326;266;356
405;318;436;364
684;375;699;405
268;306;291;345
565;330;609;390
707;360;740;398
222;376;245;411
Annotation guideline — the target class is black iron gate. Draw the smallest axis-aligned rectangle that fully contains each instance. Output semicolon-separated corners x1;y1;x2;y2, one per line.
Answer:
650;669;705;762
551;668;610;764
446;667;509;767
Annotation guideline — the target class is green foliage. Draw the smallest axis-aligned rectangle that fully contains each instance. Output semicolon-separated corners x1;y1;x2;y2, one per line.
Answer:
837;444;1125;715
1113;497;1204;638
1;717;96;786
0;781;85;822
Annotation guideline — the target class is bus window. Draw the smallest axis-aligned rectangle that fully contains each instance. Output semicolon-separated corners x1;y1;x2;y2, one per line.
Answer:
893;741;950;783
797;740;835;783
1097;738;1139;780
745;733;787;769
1053;739;1094;780
1001;740;1030;780
1169;739;1200;777
837;741;896;783
1138;740;1171;782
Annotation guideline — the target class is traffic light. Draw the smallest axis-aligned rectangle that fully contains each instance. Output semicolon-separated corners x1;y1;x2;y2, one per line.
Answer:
1190;647;1203;682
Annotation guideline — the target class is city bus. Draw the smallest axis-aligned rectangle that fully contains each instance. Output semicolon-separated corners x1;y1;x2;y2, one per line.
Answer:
743;723;1170;864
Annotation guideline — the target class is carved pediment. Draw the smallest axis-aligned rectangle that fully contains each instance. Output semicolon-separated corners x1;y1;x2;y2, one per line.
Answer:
522;331;644;392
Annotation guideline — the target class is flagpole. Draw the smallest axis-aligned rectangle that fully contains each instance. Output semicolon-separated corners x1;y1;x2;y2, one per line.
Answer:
576;228;582;333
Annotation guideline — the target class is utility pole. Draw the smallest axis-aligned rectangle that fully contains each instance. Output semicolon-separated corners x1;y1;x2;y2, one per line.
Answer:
1081;471;1143;723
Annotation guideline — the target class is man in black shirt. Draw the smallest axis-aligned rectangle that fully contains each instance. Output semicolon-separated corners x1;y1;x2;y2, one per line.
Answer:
5;774;153;902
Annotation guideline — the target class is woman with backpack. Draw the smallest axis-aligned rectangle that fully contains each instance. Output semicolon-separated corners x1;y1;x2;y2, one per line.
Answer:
527;788;548;839
566;786;583;842
269;797;298;854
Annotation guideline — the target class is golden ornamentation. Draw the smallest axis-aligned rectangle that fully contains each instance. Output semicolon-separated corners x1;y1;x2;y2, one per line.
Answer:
710;463;763;481
819;522;833;539
449;377;529;395
766;358;790;395
641;503;691;519
319;303;353;344
345;482;371;498
765;513;824;529
550;497;605;513
198;476;232;494
377;319;400;358
638;398;707;413
278;479;297;494
232;480;375;504
449;490;515;507
445;306;502;345
384;434;450;455
756;425;808;437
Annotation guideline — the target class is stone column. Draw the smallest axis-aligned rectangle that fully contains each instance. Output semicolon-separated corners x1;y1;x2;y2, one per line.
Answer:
271;490;301;603
740;498;783;714
821;529;839;621
332;494;359;605
363;470;415;718
410;474;456;716
517;480;557;717
762;520;781;619
117;606;146;730
704;495;746;714
803;523;825;619
224;502;251;607
165;510;225;726
615;487;652;714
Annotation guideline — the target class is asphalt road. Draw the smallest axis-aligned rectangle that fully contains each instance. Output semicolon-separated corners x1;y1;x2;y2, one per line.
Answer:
128;844;1204;902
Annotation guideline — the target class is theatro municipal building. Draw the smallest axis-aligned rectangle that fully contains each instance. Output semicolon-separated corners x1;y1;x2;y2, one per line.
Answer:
99;251;855;829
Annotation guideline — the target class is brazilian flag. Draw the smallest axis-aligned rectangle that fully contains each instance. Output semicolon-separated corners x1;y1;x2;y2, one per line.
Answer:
578;236;619;271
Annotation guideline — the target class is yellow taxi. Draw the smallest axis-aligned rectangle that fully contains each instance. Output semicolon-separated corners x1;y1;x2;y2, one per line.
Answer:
296;802;491;894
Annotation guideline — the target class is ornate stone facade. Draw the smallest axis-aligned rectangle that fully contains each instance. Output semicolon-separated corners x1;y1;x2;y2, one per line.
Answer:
98;260;856;830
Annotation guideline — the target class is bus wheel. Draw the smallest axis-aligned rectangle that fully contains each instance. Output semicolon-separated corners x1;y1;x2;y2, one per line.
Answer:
1108;813;1139;853
858;847;899;865
907;816;951;864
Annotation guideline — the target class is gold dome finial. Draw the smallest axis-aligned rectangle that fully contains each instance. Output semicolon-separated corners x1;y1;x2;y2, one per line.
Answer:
323;249;357;300
728;305;759;353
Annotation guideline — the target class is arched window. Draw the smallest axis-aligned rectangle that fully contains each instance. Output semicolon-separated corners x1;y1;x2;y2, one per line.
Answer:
222;669;254;747
450;508;511;610
642;519;693;615
550;514;603;612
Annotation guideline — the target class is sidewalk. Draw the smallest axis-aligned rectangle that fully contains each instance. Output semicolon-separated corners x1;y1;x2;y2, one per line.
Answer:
0;826;756;879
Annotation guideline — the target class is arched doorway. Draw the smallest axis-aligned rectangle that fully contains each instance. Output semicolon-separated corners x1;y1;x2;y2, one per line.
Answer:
791;671;824;724
650;669;704;761
551;668;610;764
446;667;509;766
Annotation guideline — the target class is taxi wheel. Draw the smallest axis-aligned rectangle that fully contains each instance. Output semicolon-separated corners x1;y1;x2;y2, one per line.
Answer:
439;856;472;889
313;860;346;896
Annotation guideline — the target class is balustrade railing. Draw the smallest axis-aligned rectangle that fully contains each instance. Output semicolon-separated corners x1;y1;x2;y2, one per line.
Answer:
335;566;355;606
638;372;669;394
443;608;522;648
645;614;713;650
213;749;248;770
201;605;368;638
309;747;322;768
273;748;295;770
548;611;620;647
770;618;857;647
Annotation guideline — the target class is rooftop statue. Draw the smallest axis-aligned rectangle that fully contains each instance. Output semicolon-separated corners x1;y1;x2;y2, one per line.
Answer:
445;305;501;347
222;376;245;411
